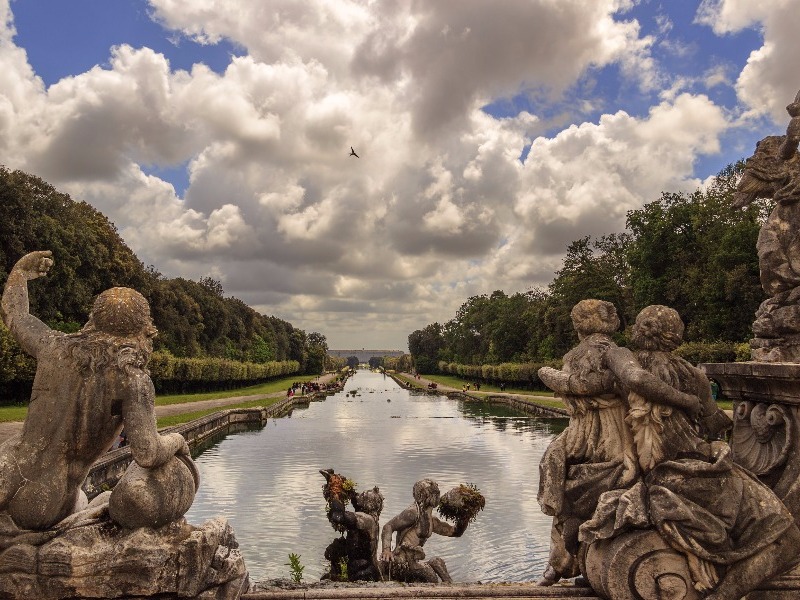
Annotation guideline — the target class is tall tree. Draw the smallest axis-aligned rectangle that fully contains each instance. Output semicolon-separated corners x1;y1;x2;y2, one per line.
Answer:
626;162;766;341
408;323;444;373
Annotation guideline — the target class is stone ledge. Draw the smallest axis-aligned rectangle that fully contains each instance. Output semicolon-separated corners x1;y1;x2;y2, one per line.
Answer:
700;362;800;404
244;583;598;600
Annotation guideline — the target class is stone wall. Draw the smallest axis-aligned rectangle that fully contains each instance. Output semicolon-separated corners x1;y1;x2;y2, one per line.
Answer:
83;395;316;499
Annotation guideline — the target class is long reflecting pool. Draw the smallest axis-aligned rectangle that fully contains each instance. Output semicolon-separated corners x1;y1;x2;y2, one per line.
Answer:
185;369;566;583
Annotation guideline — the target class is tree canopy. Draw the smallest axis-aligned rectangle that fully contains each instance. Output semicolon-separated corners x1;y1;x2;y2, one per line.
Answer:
0;167;326;392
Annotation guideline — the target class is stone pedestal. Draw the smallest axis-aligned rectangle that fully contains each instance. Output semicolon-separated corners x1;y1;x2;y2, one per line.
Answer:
0;516;249;599
700;362;800;519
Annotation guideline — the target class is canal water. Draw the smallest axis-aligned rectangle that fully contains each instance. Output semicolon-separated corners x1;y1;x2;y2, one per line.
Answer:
185;369;566;583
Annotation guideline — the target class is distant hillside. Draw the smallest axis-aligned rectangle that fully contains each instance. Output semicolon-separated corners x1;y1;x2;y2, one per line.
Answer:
0;167;315;368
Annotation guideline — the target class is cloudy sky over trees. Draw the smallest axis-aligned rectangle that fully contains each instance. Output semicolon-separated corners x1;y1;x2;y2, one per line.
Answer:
1;0;798;349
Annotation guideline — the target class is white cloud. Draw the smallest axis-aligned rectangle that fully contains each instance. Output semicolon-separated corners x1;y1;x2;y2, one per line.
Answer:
696;0;800;123
516;94;727;254
0;0;765;348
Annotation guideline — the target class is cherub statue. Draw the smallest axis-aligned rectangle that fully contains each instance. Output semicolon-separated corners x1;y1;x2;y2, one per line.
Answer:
0;251;197;533
380;479;468;583
320;469;384;581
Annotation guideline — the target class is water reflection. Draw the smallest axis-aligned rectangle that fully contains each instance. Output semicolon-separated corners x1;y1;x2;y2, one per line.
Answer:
185;370;563;583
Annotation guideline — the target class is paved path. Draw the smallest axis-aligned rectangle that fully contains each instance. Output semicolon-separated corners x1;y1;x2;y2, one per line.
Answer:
0;373;339;446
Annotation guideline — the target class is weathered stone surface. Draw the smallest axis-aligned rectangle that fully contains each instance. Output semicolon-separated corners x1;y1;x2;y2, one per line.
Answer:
0;251;249;598
583;530;701;600
109;454;199;529
733;90;800;361
702;362;800;527
538;302;800;600
0;515;248;599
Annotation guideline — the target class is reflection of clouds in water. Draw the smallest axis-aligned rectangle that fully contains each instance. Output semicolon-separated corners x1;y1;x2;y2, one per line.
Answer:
186;370;558;582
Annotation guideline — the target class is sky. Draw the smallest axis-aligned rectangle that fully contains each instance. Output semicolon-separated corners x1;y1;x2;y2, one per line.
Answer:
1;0;799;351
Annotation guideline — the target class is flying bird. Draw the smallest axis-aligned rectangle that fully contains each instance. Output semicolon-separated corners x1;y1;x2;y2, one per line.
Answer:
349;146;359;158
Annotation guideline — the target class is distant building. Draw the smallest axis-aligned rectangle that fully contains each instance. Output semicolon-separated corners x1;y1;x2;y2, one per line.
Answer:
329;349;405;363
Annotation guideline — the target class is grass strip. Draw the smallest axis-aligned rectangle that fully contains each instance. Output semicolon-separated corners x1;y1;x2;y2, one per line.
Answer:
0;374;327;422
155;374;323;406
0;405;28;423
399;372;556;397
157;396;285;428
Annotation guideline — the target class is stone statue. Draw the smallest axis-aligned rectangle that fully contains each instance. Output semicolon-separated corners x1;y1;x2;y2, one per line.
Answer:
541;301;800;600
320;469;384;581
0;251;195;530
0;251;247;599
380;478;468;583
535;299;638;585
732;90;800;361
536;299;713;586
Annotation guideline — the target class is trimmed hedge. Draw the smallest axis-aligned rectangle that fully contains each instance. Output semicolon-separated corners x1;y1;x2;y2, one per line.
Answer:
673;341;751;364
0;336;301;401
434;341;751;392
149;351;301;394
438;360;561;389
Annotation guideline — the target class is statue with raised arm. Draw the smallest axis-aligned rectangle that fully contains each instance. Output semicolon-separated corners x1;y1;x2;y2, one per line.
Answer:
0;251;247;599
732;90;800;361
380;479;469;583
0;251;196;531
320;469;384;581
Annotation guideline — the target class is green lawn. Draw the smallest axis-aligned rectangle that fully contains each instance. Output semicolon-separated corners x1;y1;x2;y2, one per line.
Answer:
0;374;325;423
405;372;556;397
155;374;323;406
0;404;28;423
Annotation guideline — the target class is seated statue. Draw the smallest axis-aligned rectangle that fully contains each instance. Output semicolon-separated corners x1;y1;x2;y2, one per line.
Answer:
380;478;468;583
0;251;196;531
585;305;800;600
320;469;384;581
539;300;800;600
0;250;247;599
536;299;702;586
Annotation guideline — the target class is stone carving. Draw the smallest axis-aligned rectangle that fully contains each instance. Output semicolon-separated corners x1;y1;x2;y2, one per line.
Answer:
0;251;248;599
320;469;384;581
702;88;800;544
731;401;793;479
733;90;800;361
380;479;475;583
538;301;800;599
536;299;639;585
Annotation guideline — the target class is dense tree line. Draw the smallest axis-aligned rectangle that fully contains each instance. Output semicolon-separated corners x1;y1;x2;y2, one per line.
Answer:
0;167;328;399
368;354;413;372
409;163;771;373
